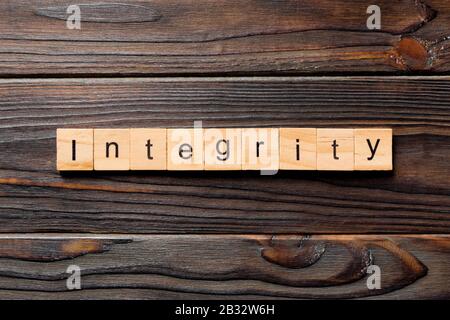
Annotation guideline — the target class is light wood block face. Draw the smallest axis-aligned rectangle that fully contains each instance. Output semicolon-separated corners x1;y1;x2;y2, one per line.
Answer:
280;128;317;170
130;129;167;170
94;129;130;171
354;128;393;171
242;128;279;170
204;128;242;170
167;128;204;170
56;129;93;171
317;129;354;171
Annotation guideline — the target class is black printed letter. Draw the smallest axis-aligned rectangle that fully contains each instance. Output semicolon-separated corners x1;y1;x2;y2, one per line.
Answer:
179;143;193;160
256;141;264;158
216;139;230;161
146;139;154;160
106;142;119;158
366;139;380;160
332;140;339;160
72;140;76;161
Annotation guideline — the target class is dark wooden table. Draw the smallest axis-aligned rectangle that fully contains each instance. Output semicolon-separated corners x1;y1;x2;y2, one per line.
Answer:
0;0;449;299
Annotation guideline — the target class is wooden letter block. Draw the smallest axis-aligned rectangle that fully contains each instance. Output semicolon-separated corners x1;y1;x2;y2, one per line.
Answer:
167;128;204;170
280;128;317;170
317;129;354;171
204;128;242;170
94;129;130;171
242;128;279;170
56;128;93;171
130;128;167;170
354;128;392;171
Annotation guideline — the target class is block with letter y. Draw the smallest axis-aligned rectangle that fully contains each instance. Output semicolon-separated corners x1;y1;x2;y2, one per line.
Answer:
354;128;392;171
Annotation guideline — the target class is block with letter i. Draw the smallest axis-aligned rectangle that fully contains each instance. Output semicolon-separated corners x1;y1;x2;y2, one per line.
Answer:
167;128;204;170
242;128;279;171
354;128;392;171
317;129;354;171
280;128;317;170
94;129;130;170
130;128;167;170
56;128;93;171
204;128;242;170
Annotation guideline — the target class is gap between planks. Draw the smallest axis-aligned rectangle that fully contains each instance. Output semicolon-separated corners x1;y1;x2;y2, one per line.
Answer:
3;75;450;83
0;234;447;239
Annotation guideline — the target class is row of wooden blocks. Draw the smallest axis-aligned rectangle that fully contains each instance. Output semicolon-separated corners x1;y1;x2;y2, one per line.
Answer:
56;128;393;171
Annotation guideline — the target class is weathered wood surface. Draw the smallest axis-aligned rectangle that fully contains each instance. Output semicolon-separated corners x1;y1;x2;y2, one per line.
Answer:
1;0;450;74
0;77;449;234
0;234;448;299
1;0;449;302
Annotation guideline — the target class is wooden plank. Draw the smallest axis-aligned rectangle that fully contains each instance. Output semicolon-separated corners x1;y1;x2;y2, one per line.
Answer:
0;234;448;299
0;77;449;234
1;0;450;74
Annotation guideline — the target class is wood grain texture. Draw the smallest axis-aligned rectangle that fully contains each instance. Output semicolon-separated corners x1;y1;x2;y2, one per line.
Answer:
0;234;448;299
0;77;449;234
35;3;161;23
1;0;450;74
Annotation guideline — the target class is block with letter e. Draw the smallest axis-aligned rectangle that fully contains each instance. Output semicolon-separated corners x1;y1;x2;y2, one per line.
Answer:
167;128;204;170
